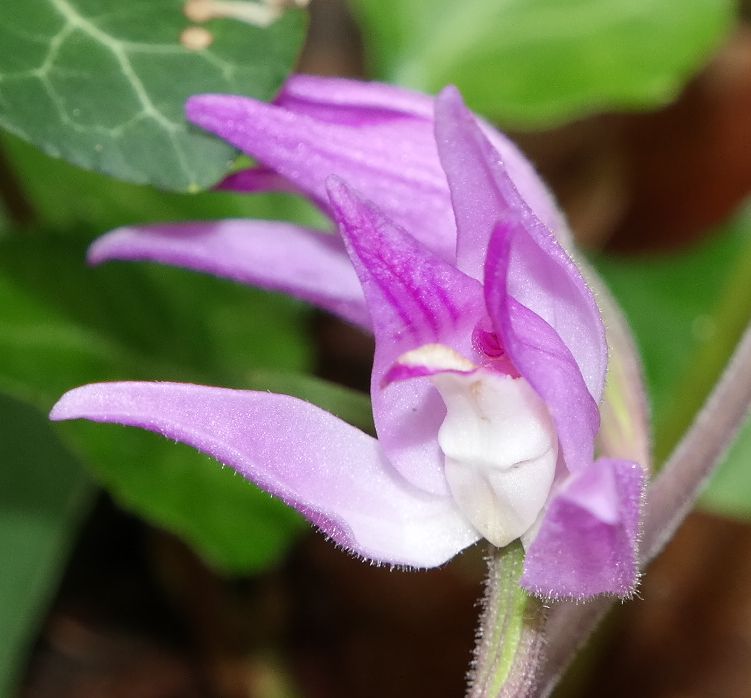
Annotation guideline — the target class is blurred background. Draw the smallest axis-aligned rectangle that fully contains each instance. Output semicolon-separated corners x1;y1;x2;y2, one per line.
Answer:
2;0;751;695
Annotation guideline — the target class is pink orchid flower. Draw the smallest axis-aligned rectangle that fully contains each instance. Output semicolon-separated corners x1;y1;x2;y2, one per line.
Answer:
51;77;645;600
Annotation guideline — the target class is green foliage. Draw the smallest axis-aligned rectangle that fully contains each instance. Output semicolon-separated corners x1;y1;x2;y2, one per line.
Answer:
700;414;751;518
0;3;308;684
0;227;317;573
595;205;751;514
2;132;329;233
0;133;365;576
0;393;92;697
0;0;306;190
350;0;735;127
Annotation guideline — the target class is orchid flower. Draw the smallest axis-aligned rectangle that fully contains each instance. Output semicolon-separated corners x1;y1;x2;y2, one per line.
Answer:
51;77;646;600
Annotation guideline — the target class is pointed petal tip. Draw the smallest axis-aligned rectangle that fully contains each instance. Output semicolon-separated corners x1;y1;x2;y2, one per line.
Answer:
324;173;348;202
184;92;221;118
435;84;463;108
49;384;105;422
325;176;366;228
86;226;171;267
87;230;121;266
50;380;480;568
434;85;473;129
185;93;256;129
48;393;71;422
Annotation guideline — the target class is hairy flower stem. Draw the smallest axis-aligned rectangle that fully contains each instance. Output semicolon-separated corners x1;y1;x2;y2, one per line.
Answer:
534;319;751;695
468;542;547;698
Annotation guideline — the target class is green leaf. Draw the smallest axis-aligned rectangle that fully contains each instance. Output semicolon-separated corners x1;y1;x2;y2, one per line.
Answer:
350;0;735;127
595;205;751;520
0;233;313;397
0;0;306;191
700;413;751;518
68;371;372;573
0;230;317;573
72;422;307;574
0;393;93;697
595;206;751;464
1;130;329;234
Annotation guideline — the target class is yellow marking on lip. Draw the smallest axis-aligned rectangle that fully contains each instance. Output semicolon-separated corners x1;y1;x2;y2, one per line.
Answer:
396;343;476;373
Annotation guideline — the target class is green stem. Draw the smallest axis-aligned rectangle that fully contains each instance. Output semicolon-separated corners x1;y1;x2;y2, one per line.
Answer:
467;542;547;698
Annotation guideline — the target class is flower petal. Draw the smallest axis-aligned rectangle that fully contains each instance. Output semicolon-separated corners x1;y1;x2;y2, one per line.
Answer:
434;88;566;279
594;279;652;469
327;178;484;495
435;87;606;402
88;220;370;329
217;165;302;194
485;219;600;474
186;90;455;260
50;382;480;567
521;458;646;599
276;74;434;124
432;369;558;547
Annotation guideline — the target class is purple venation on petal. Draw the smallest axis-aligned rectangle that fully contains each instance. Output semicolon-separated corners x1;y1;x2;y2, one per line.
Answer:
326;178;483;350
50;382;480;567
521;458;646;599
486;219;600;474
435;87;607;404
327;177;484;496
88;220;371;329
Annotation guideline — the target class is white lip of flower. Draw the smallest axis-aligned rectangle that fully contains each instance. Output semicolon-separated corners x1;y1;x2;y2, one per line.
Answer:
395;344;559;547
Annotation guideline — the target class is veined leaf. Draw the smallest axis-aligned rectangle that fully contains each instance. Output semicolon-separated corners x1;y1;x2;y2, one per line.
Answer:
0;0;306;190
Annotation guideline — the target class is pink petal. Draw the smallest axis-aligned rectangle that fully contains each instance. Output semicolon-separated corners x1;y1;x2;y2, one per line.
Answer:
434;87;560;278
50;382;480;567
485;219;600;474
277;74;434;124
88;220;370;329
217;165;302;194
186;92;456;261
434;87;606;402
521;458;646;599
327;178;484;496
